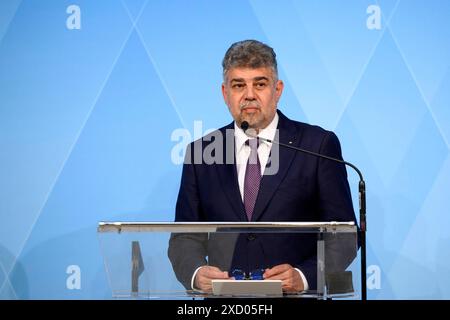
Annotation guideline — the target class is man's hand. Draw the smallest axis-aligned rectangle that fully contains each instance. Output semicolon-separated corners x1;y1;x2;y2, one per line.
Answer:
263;264;304;292
194;266;230;292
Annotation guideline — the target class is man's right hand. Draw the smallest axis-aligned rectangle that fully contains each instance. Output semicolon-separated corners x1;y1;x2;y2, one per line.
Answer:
194;266;230;292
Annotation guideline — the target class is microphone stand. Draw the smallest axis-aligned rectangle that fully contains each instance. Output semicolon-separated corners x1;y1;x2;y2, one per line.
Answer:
245;128;367;300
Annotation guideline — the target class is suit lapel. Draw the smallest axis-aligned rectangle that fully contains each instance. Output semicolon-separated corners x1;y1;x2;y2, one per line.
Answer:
215;124;247;221
251;111;302;221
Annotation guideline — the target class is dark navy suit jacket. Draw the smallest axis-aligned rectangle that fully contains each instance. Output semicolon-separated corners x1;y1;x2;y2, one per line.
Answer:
168;110;357;290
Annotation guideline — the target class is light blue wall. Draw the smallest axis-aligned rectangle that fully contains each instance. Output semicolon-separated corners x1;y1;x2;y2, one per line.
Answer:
1;0;449;299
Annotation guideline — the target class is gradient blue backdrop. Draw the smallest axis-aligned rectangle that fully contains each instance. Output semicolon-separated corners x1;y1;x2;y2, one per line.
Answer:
1;0;450;299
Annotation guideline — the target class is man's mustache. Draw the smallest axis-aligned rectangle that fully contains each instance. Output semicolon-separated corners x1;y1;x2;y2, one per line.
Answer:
239;101;261;110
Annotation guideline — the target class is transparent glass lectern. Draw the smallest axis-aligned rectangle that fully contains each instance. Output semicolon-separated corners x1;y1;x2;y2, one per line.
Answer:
97;222;359;300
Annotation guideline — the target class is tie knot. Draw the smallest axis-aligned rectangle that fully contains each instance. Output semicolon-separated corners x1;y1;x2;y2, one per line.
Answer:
245;138;260;150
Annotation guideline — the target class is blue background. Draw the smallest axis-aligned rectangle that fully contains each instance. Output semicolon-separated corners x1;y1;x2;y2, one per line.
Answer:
1;0;450;299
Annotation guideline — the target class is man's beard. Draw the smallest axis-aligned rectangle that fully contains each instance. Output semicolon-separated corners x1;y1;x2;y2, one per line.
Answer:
239;101;264;128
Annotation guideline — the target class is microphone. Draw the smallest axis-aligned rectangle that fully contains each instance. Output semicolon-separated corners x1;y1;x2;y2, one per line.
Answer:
240;120;367;300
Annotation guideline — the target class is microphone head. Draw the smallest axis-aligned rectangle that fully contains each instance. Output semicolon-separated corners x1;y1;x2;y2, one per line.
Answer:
240;121;249;133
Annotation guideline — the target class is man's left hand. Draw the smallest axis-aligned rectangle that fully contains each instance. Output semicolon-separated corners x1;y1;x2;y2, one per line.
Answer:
263;264;304;292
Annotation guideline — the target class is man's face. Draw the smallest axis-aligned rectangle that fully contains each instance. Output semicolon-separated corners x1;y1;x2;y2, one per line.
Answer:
222;67;284;131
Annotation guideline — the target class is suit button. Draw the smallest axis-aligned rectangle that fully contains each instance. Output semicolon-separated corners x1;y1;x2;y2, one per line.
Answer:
247;234;256;241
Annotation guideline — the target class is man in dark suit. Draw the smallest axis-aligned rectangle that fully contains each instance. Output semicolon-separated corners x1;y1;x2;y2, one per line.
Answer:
168;40;356;293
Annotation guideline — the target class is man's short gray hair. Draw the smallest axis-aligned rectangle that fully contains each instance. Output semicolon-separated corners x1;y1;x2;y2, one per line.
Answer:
222;40;278;81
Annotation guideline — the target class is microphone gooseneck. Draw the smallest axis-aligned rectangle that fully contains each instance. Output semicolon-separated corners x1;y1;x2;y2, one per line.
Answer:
240;120;367;300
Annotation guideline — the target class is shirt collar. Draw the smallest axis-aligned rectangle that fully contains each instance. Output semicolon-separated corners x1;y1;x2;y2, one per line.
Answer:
234;112;279;151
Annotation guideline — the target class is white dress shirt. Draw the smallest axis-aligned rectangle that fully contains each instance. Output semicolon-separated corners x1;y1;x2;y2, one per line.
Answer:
191;112;309;291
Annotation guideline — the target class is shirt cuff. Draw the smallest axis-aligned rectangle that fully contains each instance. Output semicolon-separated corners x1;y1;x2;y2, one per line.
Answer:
191;266;203;291
294;268;309;291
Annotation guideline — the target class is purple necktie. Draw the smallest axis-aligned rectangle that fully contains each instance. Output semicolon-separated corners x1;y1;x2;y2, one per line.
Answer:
244;138;261;221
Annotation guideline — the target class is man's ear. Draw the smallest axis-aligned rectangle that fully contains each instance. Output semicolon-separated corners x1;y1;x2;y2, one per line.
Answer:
222;83;229;105
275;80;284;102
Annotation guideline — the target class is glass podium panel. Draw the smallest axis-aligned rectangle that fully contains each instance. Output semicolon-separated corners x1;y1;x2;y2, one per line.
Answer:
97;222;359;300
